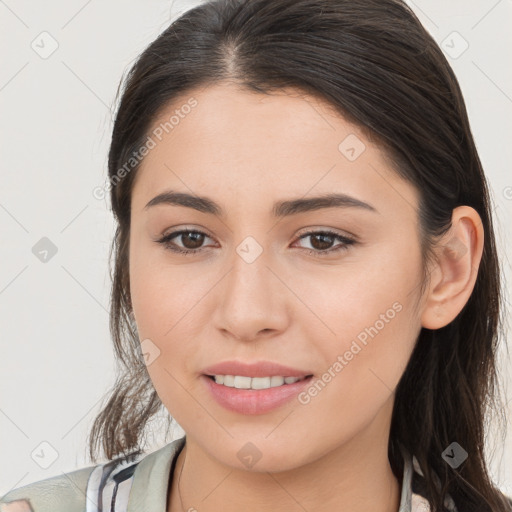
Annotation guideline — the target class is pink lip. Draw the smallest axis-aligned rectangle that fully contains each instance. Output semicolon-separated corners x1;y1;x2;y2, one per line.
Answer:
201;360;313;378
202;374;314;415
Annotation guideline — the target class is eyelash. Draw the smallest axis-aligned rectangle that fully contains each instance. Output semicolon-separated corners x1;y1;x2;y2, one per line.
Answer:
156;228;356;258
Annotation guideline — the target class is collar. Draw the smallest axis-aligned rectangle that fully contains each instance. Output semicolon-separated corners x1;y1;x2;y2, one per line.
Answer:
86;436;453;511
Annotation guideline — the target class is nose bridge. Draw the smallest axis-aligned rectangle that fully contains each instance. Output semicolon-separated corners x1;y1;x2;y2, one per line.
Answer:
214;233;287;339
227;235;274;306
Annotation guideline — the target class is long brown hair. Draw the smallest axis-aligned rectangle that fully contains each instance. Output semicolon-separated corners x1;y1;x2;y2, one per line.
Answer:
87;1;511;510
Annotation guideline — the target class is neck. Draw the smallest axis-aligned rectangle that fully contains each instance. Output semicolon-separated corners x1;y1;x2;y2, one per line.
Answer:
168;405;401;512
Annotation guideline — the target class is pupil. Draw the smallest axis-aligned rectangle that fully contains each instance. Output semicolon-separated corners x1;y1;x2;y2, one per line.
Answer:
183;232;204;249
311;234;333;250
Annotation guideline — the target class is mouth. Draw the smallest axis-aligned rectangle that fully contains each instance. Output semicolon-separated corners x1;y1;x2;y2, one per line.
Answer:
201;373;315;415
200;359;315;401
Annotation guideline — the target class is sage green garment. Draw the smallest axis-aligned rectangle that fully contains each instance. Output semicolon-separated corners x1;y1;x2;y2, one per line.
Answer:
0;436;461;512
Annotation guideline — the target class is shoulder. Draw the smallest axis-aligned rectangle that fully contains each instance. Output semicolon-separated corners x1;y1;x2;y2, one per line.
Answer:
0;437;186;512
0;450;143;512
0;465;96;512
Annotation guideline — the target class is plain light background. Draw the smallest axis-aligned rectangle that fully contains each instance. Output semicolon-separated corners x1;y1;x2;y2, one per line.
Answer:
1;0;511;498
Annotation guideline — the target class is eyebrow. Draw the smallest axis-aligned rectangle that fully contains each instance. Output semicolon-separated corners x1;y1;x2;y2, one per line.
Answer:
144;190;378;217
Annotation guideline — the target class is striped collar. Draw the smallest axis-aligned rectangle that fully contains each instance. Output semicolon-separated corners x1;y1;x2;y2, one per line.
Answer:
85;436;456;512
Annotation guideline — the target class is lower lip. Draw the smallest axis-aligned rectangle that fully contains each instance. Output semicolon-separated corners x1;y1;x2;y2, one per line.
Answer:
201;374;314;415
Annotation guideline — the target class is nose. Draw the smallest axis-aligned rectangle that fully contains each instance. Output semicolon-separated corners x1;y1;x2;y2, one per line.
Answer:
212;243;289;342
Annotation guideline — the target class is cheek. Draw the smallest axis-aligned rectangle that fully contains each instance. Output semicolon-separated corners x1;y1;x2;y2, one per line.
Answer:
292;280;419;450
301;252;415;325
129;248;219;391
129;238;204;337
298;248;421;398
129;257;210;421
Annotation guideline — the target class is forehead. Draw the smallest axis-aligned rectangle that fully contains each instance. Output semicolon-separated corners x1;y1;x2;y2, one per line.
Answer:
131;83;419;221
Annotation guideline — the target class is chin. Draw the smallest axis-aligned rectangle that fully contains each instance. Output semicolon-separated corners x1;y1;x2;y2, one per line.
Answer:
201;435;321;474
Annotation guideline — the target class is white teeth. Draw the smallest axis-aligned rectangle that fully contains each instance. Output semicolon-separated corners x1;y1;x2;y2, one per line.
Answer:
234;376;252;389
270;376;284;387
212;375;303;390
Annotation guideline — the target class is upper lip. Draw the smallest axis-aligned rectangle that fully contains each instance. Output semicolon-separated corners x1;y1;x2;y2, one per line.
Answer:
202;360;313;378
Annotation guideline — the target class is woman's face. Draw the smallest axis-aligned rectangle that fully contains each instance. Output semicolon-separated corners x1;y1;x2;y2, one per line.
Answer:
129;83;427;471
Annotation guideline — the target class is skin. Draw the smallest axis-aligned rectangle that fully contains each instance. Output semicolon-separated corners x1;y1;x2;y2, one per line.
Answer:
128;82;484;512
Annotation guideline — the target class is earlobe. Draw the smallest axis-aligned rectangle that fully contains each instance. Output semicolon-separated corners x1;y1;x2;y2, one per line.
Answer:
420;206;484;330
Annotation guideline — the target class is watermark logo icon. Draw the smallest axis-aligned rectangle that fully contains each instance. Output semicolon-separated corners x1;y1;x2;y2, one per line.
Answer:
140;338;161;366
32;237;58;263
443;236;467;261
236;236;263;264
30;441;59;469
441;31;469;59
237;442;262;469
441;442;468;469
31;31;59;59
338;134;366;162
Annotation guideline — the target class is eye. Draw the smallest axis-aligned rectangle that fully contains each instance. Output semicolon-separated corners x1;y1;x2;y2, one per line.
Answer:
292;229;356;257
156;229;215;255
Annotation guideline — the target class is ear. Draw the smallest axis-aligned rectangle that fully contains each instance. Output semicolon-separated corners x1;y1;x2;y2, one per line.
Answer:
421;206;485;330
